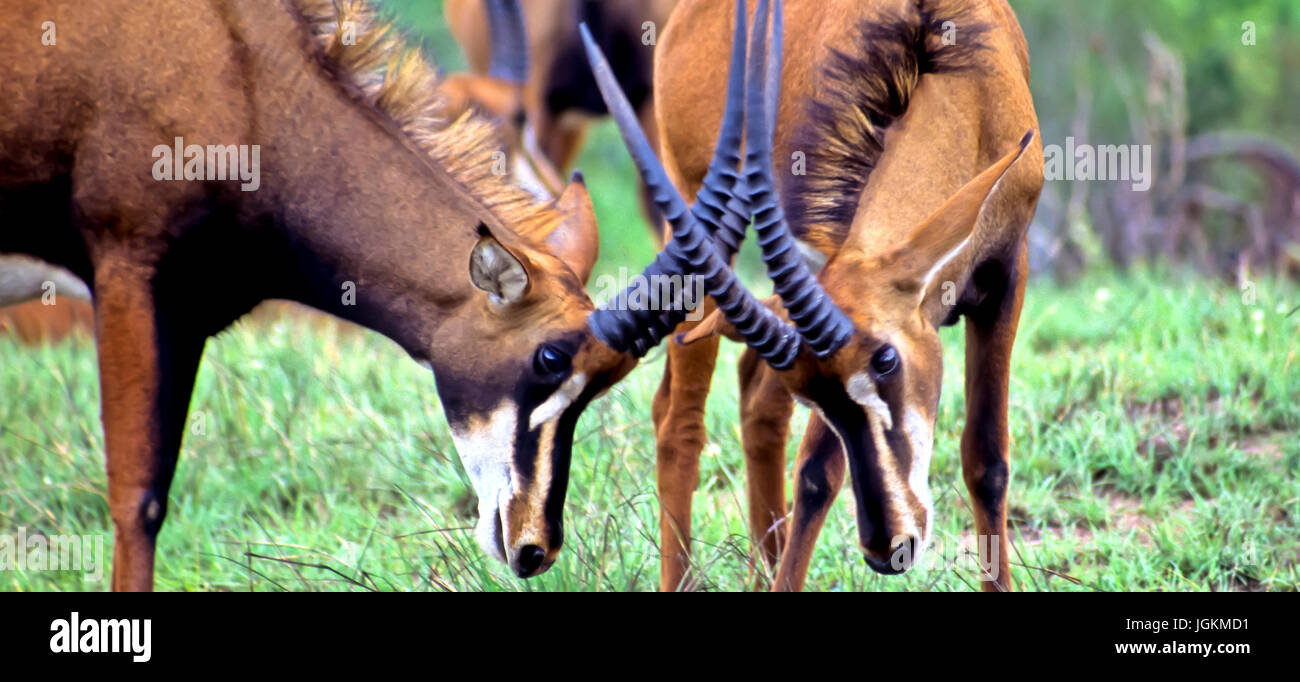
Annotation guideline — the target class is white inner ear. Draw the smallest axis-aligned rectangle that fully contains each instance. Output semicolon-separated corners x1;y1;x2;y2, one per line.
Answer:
918;233;972;301
470;237;529;305
918;164;1017;299
511;152;554;202
528;373;589;431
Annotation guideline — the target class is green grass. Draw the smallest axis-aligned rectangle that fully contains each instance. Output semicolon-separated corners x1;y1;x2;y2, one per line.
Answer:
2;267;1297;591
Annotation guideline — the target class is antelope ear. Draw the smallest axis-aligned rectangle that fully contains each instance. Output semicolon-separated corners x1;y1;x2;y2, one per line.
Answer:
891;130;1036;296
674;295;785;346
675;309;727;346
470;228;530;305
544;171;600;284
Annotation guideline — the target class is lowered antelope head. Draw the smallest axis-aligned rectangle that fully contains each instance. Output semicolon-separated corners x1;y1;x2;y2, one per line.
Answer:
312;0;636;578
430;172;647;579
585;0;1036;575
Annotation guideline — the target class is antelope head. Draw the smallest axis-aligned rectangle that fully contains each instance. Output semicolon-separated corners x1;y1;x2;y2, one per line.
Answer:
587;0;1035;575
433;173;636;579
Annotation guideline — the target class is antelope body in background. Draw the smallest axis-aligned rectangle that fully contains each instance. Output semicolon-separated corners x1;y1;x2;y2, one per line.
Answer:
1;0;658;589
0;255;91;307
0;255;93;343
436;0;566;198
598;0;1044;591
446;0;680;229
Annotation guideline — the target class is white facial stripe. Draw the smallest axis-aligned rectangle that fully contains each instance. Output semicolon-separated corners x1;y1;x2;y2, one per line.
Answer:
846;372;933;556
903;406;936;553
815;389;931;564
862;398;920;543
448;401;517;564
528;373;589;431
846;372;893;431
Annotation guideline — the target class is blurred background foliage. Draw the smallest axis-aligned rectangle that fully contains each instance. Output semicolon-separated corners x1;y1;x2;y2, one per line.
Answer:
1022;0;1298;142
388;0;1300;288
1017;0;1300;281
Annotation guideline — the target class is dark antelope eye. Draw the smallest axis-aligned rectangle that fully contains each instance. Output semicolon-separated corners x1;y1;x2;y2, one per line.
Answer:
533;344;572;378
871;345;900;376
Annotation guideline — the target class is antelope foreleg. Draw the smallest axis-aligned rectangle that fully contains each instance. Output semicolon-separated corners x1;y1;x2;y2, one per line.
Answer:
95;255;205;591
771;417;845;592
738;347;793;589
960;246;1029;592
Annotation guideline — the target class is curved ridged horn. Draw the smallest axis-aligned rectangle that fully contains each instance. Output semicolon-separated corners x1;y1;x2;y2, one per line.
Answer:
642;0;755;335
485;0;528;84
691;0;754;262
580;21;801;368
744;0;853;357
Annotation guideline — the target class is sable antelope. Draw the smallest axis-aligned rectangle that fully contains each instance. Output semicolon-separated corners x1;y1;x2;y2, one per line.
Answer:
446;0;680;229
0;0;672;590
436;0;566;198
590;0;1044;590
0;2;554;347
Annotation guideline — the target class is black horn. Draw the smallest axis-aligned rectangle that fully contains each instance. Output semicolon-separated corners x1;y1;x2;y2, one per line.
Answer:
641;0;755;336
580;17;801;368
485;0;528;84
744;0;853;357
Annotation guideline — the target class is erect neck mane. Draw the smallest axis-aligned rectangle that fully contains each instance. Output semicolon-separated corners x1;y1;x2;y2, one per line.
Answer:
289;0;562;243
783;0;993;257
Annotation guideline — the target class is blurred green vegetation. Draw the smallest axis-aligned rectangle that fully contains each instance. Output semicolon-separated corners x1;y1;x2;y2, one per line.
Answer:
1020;0;1299;142
3;0;1296;592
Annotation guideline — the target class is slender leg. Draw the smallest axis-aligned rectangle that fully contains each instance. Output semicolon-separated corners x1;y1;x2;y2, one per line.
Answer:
95;255;205;591
737;348;793;588
771;416;845;592
653;328;720;592
960;245;1029;592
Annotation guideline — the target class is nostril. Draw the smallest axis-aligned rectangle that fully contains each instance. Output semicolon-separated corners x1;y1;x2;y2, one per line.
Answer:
516;544;546;576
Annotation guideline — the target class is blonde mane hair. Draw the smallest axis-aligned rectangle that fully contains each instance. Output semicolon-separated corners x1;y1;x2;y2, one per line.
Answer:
292;0;561;243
